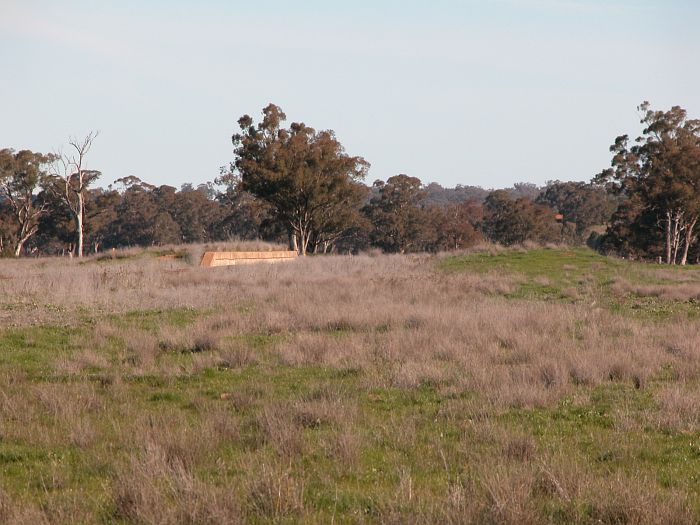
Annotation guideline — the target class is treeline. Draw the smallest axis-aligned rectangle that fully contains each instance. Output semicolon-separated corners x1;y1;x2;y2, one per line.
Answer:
2;102;700;263
0;163;613;257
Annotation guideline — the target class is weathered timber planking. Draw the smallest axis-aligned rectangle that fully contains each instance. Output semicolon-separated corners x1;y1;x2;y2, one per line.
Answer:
200;251;298;267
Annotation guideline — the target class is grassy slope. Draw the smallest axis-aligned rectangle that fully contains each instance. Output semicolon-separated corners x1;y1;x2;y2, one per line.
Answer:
441;247;700;319
1;248;700;523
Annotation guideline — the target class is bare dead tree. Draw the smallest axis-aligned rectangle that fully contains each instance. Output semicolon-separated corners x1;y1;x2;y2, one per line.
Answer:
49;132;101;258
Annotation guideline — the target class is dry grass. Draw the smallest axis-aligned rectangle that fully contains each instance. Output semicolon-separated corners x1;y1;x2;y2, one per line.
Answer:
611;276;700;301
1;245;700;522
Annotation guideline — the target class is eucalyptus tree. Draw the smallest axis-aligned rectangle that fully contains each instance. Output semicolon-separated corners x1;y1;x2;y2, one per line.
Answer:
224;104;369;255
596;103;700;265
0;148;55;256
482;190;559;246
363;174;430;253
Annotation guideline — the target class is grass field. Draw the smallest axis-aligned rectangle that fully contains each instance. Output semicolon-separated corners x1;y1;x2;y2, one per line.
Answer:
1;246;700;524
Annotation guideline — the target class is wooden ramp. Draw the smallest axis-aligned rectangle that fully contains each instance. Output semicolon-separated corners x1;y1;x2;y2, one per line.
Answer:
200;251;298;268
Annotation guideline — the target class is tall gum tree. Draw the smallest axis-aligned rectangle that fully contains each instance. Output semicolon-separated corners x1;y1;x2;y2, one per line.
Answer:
223;104;369;255
362;174;428;253
596;103;700;265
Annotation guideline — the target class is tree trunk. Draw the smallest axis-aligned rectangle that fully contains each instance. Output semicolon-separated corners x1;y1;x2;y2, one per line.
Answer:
300;228;310;256
292;217;311;256
15;225;26;257
672;211;683;265
680;217;698;266
291;231;299;253
13;223;38;258
300;215;311;256
665;210;672;265
76;192;84;258
667;210;683;265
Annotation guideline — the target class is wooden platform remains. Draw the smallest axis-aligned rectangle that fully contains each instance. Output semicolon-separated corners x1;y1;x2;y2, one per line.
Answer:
200;251;298;268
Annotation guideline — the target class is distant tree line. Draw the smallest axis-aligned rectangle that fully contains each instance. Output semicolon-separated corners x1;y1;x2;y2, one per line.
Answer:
2;102;698;263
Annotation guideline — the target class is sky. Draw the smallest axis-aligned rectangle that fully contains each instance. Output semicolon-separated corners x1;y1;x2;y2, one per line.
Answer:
1;0;699;190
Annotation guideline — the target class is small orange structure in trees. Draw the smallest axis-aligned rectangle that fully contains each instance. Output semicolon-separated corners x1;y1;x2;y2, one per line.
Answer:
200;251;298;268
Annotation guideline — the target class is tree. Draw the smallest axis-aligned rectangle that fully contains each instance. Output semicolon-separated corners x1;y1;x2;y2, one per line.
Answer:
429;201;484;251
363;175;432;253
106;183;161;247
0;199;11;254
169;186;223;244
509;182;542;200
592;194;661;259
48;132;101;257
422;182;489;206
0;148;55;256
307;180;369;253
595;103;700;265
537;181;617;243
225;104;369;255
482;190;559;246
84;188;120;253
112;175;155;193
215;186;283;241
33;187;75;255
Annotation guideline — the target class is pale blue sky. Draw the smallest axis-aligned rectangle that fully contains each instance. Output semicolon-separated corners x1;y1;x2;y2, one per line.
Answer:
1;0;698;189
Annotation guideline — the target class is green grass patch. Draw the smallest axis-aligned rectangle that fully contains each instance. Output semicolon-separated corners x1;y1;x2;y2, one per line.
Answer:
0;326;78;375
504;383;700;498
441;247;700;319
108;306;203;331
